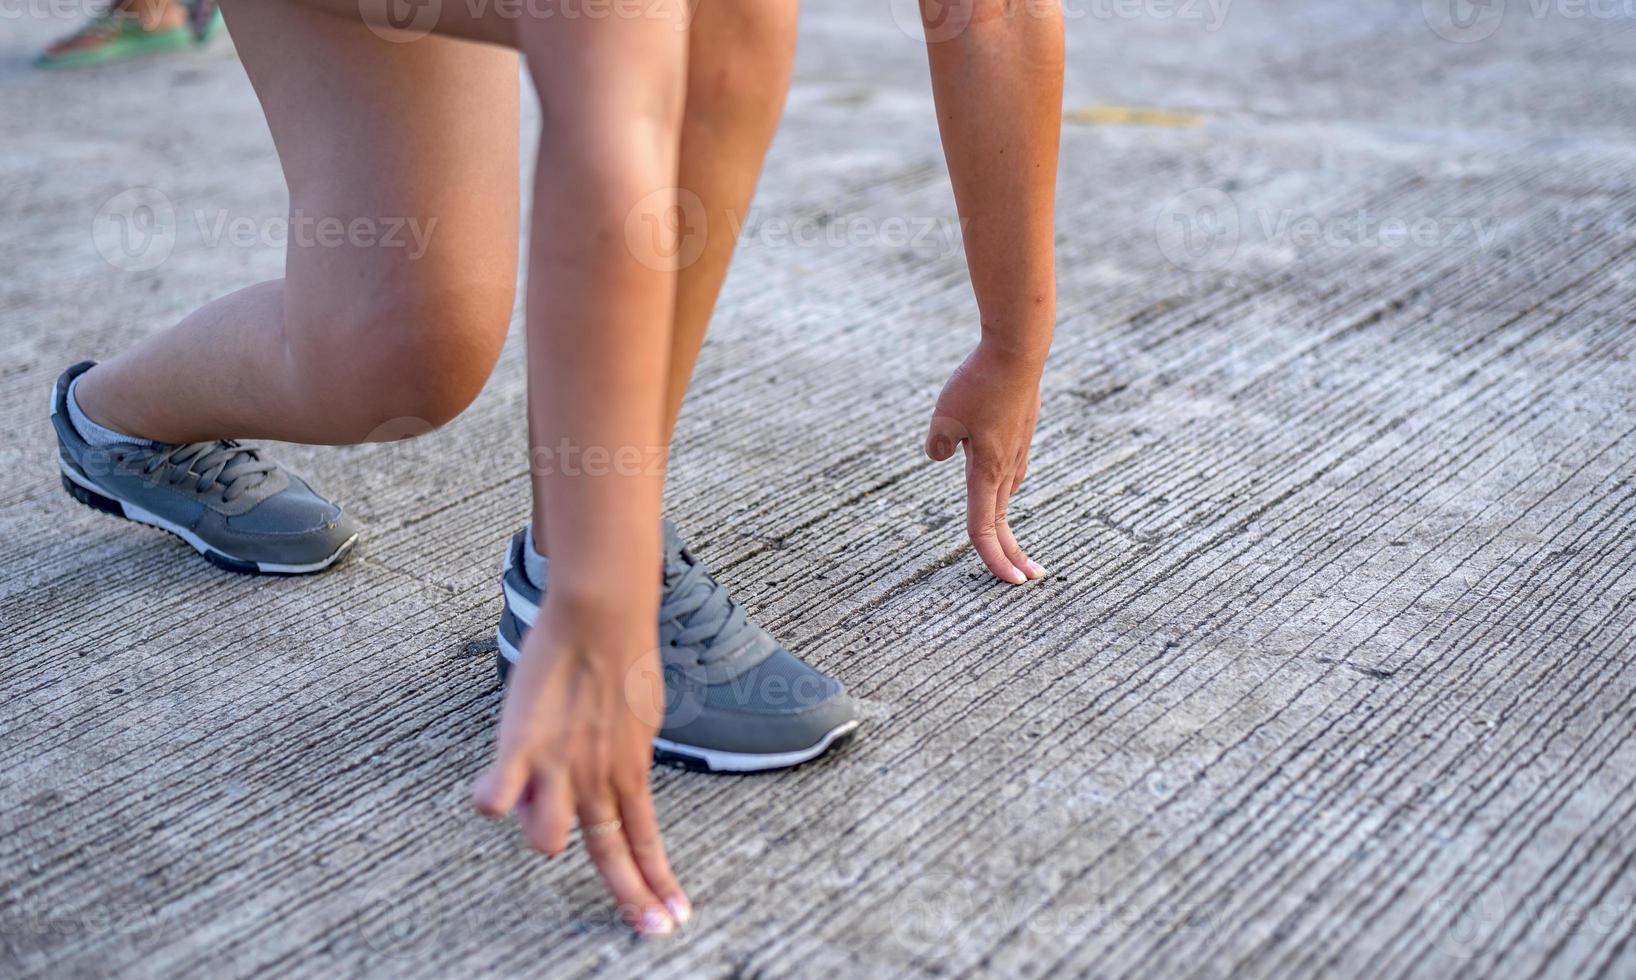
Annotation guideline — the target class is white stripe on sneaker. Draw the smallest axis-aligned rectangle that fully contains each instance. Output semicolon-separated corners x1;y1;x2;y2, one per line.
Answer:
502;578;539;628
496;624;855;772
655;721;861;772
59;459;355;574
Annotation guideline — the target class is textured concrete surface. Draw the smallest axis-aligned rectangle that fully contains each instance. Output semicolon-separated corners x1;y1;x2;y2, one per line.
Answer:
4;1;1636;976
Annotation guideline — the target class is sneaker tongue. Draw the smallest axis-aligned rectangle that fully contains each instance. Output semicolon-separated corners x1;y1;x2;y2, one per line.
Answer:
659;523;740;651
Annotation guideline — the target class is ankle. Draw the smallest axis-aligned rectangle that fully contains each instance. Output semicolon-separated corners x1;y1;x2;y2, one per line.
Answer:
68;372;153;447
73;370;137;433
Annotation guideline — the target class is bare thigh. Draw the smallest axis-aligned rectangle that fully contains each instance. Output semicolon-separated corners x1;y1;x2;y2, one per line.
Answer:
222;0;521;432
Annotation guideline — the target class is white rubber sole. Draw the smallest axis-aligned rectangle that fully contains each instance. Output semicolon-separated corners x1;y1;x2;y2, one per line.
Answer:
495;621;861;773
60;460;356;575
662;718;862;773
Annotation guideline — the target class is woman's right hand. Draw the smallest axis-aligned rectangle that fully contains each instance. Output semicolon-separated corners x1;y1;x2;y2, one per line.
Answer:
471;597;690;936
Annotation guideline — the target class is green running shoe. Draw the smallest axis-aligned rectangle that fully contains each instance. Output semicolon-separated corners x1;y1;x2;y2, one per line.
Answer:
36;2;221;70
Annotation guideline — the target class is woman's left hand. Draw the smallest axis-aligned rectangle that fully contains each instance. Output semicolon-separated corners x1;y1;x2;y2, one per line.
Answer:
924;341;1048;585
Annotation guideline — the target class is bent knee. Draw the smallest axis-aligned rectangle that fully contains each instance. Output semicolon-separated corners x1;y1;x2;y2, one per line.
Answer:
292;276;516;440
361;283;514;434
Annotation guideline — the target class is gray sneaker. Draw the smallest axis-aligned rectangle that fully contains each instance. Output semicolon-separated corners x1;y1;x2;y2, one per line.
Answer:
51;361;358;575
496;520;861;773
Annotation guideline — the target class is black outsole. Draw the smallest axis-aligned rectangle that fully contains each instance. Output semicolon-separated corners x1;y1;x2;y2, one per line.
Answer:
492;637;856;774
61;471;124;518
58;470;352;577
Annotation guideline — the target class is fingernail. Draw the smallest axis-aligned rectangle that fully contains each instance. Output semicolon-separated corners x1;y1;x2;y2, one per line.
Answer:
666;896;693;926
1025;560;1048;579
639;908;675;937
1006;567;1027;584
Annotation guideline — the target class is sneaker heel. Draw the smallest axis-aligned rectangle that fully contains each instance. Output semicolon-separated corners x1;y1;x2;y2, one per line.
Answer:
61;473;125;519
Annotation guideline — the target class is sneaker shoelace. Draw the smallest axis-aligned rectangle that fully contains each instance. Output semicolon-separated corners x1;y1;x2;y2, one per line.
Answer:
661;546;751;666
114;440;278;502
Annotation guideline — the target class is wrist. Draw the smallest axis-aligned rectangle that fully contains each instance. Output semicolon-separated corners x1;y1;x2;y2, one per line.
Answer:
974;333;1050;374
544;586;659;629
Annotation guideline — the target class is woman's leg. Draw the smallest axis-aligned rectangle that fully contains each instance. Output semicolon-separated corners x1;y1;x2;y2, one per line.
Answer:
73;3;520;446
660;0;800;436
519;0;800;558
58;0;837;929
76;0;792;450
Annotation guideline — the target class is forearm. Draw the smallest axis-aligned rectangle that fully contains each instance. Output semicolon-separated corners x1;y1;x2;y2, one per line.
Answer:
923;0;1063;366
526;131;678;613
